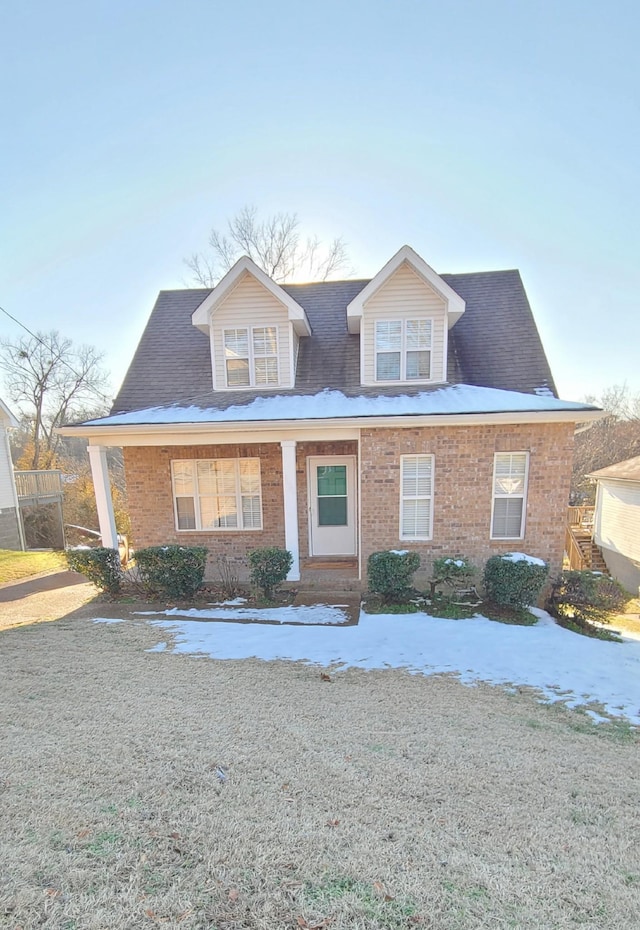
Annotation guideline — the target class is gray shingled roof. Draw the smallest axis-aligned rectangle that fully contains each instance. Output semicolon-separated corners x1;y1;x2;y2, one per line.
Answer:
589;455;640;482
112;270;557;414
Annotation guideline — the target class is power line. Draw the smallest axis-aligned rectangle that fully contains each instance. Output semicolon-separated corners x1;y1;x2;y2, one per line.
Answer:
0;302;111;403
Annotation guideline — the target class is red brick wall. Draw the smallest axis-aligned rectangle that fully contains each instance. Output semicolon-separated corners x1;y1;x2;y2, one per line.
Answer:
123;423;574;583
123;443;285;578
360;422;575;580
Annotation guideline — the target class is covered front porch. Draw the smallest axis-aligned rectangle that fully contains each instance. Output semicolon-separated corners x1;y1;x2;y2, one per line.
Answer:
83;426;363;588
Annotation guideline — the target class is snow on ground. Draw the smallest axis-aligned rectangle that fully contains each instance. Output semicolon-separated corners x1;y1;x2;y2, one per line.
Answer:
120;605;640;725
135;603;351;625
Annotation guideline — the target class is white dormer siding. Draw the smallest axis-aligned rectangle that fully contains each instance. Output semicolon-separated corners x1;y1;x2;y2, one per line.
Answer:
361;262;447;386
192;256;310;392
211;274;293;390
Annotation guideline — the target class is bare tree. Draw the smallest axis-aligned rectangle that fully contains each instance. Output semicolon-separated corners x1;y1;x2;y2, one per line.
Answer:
572;384;640;502
185;205;353;286
0;331;110;469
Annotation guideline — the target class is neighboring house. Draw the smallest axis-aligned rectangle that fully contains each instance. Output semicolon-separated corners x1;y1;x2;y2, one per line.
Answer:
61;245;600;585
0;398;25;551
589;456;640;594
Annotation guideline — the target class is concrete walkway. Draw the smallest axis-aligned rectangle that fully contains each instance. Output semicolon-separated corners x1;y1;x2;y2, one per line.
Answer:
0;570;96;631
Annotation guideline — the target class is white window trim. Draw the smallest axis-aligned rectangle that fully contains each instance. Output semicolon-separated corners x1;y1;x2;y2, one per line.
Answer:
171;458;263;532
375;318;433;384
490;451;529;540
223;325;280;389
399;453;435;541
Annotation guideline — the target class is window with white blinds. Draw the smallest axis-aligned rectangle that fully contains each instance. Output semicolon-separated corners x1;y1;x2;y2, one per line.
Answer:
223;326;279;387
172;459;262;531
491;452;529;539
400;454;434;540
375;319;432;382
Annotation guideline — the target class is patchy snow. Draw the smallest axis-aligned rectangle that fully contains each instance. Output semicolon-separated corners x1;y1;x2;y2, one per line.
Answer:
502;552;547;567
136;603;351;626
92;617;125;624
87;385;597;427
444;558;466;567
210;597;247;607
136;606;640;724
389;549;409;556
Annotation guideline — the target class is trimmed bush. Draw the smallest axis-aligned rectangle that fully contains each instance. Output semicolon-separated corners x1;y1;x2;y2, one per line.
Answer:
429;555;476;596
134;545;208;599
547;570;630;629
248;547;293;600
483;553;549;609
368;549;420;603
66;547;123;595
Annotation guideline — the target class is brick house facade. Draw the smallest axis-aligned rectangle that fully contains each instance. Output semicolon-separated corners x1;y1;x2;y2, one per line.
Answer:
62;246;599;586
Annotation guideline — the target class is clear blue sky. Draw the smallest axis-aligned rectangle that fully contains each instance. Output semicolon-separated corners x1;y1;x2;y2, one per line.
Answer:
1;0;638;403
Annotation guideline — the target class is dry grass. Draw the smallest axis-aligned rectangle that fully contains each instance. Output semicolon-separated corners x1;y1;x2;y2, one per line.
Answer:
1;609;639;929
610;598;640;637
0;549;66;584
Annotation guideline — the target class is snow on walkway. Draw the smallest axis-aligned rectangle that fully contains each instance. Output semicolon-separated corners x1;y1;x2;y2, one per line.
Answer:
118;604;640;725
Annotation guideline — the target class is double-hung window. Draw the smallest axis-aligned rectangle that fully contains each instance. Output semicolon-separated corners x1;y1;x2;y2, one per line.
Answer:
224;326;279;387
375;319;432;381
400;454;434;540
172;458;262;531
491;452;529;539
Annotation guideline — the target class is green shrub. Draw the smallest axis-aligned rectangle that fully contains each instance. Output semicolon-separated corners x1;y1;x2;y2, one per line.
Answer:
368;549;421;603
66;547;123;595
134;545;208;599
546;570;630;629
483;552;549;608
429;555;476;596
248;547;293;600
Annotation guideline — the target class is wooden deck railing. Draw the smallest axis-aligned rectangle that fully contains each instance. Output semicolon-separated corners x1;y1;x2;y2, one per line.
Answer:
567;505;594;528
565;506;596;571
14;469;64;501
565;524;587;570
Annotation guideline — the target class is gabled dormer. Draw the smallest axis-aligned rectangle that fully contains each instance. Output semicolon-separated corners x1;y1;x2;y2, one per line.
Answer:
192;256;311;391
347;246;465;387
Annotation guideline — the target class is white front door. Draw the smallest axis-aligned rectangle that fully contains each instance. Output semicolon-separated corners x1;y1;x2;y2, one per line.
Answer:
307;456;357;557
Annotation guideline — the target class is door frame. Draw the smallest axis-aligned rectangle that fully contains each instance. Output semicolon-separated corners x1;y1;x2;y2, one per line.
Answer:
306;454;358;557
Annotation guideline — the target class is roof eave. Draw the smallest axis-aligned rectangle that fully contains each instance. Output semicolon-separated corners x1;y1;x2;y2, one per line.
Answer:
58;407;603;446
346;245;466;333
191;256;311;335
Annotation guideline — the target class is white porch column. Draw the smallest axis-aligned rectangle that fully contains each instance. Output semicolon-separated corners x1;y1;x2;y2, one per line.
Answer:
280;440;300;581
88;445;118;550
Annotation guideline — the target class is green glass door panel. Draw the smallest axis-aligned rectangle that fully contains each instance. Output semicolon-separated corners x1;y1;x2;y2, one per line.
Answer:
317;465;347;496
316;465;348;526
318;496;348;526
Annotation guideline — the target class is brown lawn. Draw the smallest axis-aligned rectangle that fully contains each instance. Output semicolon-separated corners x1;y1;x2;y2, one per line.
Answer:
1;606;639;929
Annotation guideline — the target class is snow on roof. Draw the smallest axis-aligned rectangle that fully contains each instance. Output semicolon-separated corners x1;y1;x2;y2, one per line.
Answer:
86;385;597;428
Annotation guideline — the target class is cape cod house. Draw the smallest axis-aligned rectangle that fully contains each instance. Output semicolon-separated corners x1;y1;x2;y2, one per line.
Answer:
61;246;599;586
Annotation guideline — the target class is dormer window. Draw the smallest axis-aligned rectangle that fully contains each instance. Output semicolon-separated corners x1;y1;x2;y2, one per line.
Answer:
375;319;432;382
224;326;279;387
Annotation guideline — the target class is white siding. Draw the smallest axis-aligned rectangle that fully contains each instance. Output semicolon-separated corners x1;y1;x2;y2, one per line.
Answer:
594;479;640;562
292;327;300;378
0;425;17;509
211;273;292;389
361;262;447;385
